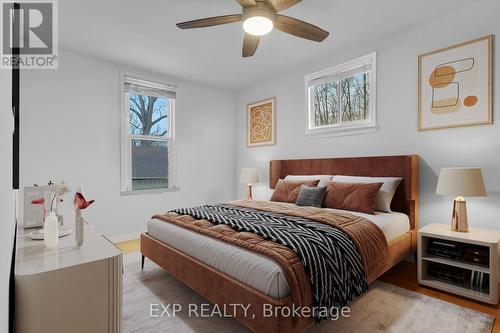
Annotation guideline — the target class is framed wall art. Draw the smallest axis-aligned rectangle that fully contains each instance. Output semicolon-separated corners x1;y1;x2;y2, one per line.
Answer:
418;35;493;131
247;97;276;147
23;185;52;228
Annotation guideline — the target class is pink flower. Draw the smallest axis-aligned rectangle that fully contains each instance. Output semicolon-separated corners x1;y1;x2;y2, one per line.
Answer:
74;192;94;210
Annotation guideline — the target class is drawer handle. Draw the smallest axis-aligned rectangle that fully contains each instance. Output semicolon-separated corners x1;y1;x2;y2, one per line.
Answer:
473;251;479;255
473;258;479;262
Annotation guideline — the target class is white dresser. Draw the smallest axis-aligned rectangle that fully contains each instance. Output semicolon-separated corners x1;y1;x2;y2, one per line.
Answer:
15;222;122;333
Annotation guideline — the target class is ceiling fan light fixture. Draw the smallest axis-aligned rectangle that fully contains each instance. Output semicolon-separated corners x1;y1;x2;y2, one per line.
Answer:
176;1;330;57
243;16;273;36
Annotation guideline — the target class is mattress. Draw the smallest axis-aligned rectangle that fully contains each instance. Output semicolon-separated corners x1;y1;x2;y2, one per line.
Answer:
147;204;410;299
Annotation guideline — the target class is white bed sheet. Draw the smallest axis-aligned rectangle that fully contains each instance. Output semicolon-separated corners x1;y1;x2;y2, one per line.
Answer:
147;205;410;299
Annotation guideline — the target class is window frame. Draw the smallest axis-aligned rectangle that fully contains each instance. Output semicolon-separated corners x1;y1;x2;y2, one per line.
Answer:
305;52;377;136
120;72;178;194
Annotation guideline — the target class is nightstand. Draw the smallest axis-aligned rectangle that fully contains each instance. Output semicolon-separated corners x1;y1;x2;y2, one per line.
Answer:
418;223;500;304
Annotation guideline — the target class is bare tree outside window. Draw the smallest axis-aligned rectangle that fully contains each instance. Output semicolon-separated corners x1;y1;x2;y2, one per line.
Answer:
307;53;376;135
341;73;370;122
121;76;176;193
129;95;168;137
128;94;170;190
313;81;339;126
313;72;369;127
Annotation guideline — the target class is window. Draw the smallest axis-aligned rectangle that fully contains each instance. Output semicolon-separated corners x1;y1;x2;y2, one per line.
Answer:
121;75;176;193
305;52;376;135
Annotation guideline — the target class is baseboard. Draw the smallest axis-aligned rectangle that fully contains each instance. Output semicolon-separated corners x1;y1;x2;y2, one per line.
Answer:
107;231;144;244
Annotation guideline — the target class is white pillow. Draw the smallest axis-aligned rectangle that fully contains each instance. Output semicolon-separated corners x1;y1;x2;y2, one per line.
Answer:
284;175;333;188
331;175;402;213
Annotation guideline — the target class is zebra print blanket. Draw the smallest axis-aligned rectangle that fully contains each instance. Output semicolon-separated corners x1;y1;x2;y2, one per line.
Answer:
171;204;368;323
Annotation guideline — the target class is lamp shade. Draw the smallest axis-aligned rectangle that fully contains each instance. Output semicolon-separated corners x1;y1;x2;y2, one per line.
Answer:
240;168;260;184
436;167;487;197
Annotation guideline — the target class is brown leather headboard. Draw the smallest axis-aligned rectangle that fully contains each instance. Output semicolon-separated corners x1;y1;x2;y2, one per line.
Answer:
269;155;419;230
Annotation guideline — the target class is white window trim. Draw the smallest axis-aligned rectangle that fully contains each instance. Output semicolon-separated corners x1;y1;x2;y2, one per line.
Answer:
305;52;377;136
120;71;178;195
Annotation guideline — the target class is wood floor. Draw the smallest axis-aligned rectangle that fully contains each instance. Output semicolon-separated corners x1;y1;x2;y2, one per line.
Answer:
117;239;499;332
116;239;140;254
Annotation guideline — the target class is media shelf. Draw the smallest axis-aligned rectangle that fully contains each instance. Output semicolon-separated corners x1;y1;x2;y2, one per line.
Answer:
418;223;500;304
421;255;489;273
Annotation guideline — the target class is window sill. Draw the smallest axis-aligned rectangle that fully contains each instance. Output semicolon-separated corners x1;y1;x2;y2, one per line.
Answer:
120;187;180;196
306;124;378;138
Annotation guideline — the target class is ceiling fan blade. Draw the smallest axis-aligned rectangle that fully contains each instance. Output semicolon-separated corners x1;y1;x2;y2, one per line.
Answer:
266;0;301;12
242;33;260;57
274;14;329;42
177;14;242;29
236;0;257;7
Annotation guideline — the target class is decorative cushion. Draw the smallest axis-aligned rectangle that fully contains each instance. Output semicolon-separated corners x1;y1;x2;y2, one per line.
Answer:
331;176;402;212
270;179;320;203
295;185;327;208
323;181;383;215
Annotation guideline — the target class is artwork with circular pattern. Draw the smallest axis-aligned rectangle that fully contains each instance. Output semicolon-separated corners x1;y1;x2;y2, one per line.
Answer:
247;98;275;147
418;36;492;131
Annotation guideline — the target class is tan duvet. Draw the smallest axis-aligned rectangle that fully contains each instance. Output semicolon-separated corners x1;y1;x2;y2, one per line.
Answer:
152;200;389;309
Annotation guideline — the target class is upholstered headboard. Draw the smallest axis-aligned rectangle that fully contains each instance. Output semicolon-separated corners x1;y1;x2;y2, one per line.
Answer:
269;155;419;230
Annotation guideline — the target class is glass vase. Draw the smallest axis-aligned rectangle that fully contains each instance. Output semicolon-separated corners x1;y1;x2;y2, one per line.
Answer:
75;208;84;247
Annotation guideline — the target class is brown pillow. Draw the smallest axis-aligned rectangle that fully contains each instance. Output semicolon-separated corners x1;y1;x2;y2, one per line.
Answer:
323;181;383;214
270;179;320;203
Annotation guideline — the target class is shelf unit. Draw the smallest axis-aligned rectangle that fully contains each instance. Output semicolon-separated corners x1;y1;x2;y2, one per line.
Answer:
418;223;500;304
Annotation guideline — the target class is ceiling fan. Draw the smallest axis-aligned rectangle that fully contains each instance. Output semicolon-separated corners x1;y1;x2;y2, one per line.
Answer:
176;0;330;57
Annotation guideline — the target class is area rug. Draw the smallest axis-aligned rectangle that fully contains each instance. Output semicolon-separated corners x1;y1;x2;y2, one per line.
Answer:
123;253;495;333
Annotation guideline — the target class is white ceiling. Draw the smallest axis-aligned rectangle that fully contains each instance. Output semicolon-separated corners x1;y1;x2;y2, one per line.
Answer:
60;0;474;91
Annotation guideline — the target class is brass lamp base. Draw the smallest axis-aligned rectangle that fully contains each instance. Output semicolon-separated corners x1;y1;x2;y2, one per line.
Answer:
451;197;468;232
245;184;253;200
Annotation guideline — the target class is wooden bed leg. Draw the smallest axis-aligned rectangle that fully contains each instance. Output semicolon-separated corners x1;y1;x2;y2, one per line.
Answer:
141;255;145;270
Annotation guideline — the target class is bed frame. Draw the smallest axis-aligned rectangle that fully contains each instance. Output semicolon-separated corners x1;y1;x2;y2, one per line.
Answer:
141;155;419;333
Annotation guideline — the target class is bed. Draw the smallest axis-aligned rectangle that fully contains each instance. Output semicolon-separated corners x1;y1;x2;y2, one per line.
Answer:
141;155;419;333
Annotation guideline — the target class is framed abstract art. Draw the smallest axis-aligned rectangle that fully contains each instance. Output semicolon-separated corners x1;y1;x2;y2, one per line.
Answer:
418;35;493;131
247;97;276;147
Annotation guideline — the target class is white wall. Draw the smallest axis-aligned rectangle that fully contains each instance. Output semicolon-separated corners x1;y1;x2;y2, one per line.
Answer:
235;0;500;230
19;0;500;237
21;50;236;238
0;66;14;331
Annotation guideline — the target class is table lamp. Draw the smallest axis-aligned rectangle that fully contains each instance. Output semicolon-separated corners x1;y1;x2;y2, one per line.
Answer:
436;167;487;232
240;168;260;200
